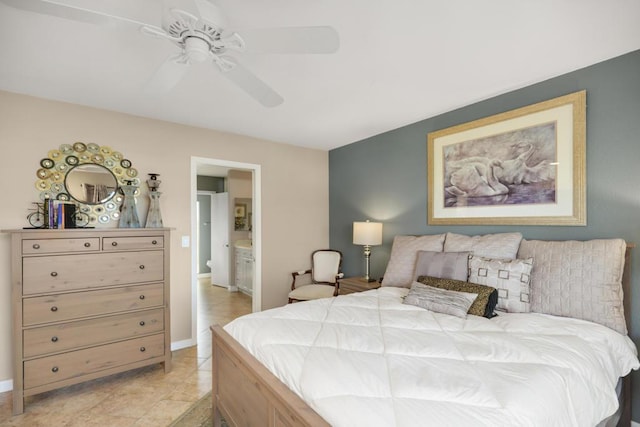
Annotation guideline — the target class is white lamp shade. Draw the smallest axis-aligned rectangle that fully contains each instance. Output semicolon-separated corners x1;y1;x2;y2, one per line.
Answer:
353;221;383;246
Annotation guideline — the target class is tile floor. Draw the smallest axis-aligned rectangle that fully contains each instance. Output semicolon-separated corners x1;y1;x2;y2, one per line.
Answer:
0;279;252;427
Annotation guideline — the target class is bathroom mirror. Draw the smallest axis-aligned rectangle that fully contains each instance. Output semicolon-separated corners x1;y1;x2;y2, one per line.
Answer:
234;198;252;231
34;142;139;225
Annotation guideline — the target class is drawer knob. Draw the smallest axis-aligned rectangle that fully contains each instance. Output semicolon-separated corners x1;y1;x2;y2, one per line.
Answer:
32;244;40;250
84;242;91;248
112;241;118;246
139;265;145;270
139;295;145;300
51;336;58;342
140;346;146;352
152;240;158;245
50;272;58;277
139;321;145;326
50;306;58;312
51;366;59;373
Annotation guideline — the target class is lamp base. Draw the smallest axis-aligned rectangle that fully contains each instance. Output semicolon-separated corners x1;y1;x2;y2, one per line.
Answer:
361;277;377;283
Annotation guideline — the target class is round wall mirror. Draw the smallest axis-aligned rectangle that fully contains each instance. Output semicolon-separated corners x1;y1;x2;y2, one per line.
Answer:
34;142;139;225
65;164;118;205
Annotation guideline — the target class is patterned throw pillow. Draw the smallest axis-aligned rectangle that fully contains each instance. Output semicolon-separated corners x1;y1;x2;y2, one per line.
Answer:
381;234;446;288
417;275;497;318
403;282;478;319
413;251;470;282
468;255;533;313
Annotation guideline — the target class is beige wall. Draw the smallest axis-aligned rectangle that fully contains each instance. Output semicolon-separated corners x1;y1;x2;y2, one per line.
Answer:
0;90;329;386
228;169;253;286
229;169;253;244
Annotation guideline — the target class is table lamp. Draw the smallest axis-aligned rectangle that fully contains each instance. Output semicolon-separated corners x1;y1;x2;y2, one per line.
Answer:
353;220;383;282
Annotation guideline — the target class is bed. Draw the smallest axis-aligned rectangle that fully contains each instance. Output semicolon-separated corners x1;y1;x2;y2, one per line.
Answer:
211;234;639;426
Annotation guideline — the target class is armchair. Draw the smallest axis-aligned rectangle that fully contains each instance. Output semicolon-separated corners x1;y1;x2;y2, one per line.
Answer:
288;249;344;303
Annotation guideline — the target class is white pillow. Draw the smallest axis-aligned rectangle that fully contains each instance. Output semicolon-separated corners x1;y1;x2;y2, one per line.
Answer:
381;234;446;288
403;281;478;318
444;232;523;259
518;238;627;334
468;255;533;313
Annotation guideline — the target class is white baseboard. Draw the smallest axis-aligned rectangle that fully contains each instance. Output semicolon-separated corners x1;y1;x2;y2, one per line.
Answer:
171;338;196;351
631;421;639;427
197;273;211;279
0;379;12;393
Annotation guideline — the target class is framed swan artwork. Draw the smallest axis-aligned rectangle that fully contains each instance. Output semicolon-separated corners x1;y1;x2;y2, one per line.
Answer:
427;90;586;226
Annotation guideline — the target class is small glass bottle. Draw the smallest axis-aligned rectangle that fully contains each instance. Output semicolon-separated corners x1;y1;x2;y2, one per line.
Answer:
119;181;141;228
145;173;163;228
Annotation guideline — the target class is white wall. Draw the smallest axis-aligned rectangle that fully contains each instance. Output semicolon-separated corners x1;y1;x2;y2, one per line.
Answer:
0;90;329;387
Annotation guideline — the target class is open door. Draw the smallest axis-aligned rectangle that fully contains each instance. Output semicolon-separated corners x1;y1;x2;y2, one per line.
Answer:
210;192;230;288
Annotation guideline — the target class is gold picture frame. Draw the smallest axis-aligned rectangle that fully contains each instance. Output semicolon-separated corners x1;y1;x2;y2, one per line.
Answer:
427;90;586;226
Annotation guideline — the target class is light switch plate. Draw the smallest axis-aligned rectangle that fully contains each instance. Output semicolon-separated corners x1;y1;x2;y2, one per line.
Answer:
181;235;190;247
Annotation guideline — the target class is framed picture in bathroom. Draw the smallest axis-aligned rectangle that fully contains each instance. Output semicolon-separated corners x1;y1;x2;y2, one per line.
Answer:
234;204;246;218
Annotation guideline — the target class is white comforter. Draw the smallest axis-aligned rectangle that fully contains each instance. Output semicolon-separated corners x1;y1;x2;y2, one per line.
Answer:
224;287;639;427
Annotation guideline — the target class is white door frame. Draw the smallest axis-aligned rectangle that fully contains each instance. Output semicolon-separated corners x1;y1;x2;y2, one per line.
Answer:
190;157;261;344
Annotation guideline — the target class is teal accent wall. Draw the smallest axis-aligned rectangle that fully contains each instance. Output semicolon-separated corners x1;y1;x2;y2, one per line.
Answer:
329;49;640;418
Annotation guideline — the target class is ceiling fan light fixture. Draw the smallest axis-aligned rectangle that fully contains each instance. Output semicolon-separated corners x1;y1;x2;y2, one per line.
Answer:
184;36;210;63
0;0;339;107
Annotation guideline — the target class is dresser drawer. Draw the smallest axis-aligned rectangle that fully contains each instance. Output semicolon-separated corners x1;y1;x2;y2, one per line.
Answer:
103;236;164;251
24;333;165;390
23;251;164;295
22;238;100;255
24;308;164;358
23;283;164;326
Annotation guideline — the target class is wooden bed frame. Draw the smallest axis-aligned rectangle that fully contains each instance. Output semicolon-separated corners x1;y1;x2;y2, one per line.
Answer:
210;324;329;426
211;245;634;427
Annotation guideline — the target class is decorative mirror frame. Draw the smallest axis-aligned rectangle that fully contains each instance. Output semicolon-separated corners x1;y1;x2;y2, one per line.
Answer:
35;142;140;225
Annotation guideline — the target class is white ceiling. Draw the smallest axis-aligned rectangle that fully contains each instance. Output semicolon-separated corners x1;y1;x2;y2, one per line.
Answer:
1;0;639;151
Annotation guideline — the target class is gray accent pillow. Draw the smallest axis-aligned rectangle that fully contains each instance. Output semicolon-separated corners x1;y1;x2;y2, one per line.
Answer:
403;281;478;318
468;255;533;313
381;234;446;288
414;251;470;282
444;232;523;259
517;238;627;334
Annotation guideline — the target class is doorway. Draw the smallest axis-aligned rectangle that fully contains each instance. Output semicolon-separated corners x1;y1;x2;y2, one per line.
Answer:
191;157;261;346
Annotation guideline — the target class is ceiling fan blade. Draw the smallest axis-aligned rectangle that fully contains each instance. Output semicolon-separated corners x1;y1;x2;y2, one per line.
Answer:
145;54;191;93
216;56;283;107
0;0;164;32
232;26;340;54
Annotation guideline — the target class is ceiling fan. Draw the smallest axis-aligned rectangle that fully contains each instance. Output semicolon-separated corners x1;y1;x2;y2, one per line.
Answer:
0;0;340;107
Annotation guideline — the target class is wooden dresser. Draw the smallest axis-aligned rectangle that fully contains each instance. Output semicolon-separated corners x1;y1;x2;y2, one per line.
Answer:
5;228;171;414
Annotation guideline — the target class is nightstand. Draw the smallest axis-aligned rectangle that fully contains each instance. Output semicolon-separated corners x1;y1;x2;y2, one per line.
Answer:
338;277;381;295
